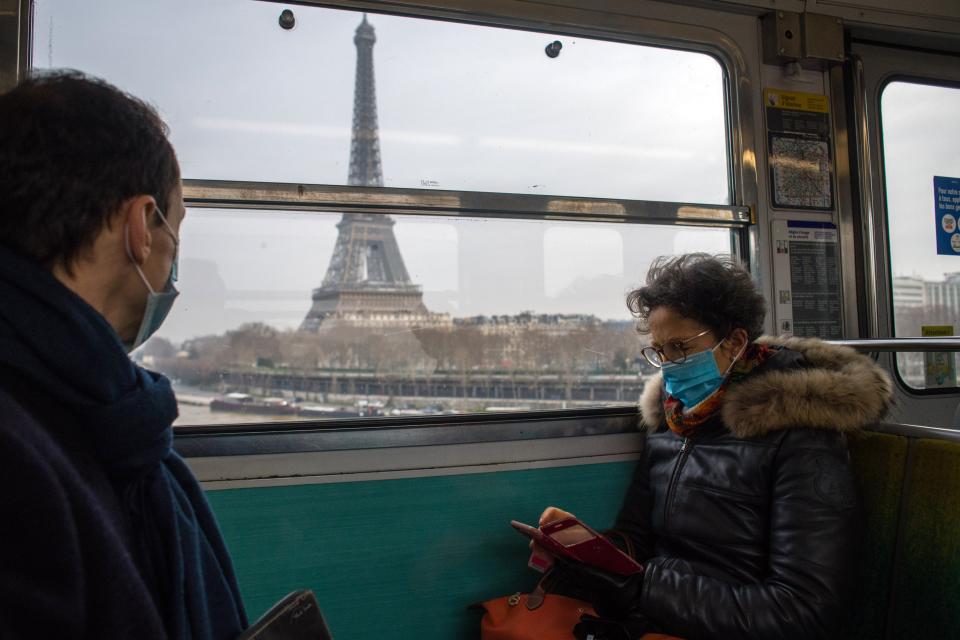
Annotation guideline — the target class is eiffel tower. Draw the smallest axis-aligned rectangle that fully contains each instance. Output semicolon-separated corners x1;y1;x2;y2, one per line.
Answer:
301;14;430;332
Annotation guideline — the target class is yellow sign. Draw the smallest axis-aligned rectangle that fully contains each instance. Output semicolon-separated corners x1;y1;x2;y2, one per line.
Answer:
922;325;956;388
922;325;955;337
764;89;829;114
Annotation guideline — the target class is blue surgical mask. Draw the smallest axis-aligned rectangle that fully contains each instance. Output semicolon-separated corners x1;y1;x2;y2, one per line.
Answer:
123;208;180;353
661;340;727;408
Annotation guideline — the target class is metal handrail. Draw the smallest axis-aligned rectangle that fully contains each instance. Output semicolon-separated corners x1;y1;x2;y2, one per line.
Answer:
828;337;960;352
870;422;960;443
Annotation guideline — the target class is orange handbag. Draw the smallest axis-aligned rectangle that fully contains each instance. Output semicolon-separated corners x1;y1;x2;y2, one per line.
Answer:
476;575;596;640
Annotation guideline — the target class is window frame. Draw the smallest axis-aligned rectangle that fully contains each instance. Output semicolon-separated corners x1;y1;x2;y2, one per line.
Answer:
17;0;760;439
849;39;960;411
877;74;960;396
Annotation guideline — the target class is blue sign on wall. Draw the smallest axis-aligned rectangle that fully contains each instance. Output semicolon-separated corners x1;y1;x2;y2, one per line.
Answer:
935;176;960;256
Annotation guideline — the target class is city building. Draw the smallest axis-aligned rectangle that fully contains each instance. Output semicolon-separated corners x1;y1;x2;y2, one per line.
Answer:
893;272;960;317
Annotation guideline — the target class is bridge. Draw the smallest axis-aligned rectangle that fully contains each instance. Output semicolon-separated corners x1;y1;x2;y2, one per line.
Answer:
216;368;646;404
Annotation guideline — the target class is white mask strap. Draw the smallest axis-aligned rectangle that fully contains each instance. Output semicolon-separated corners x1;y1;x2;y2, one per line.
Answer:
124;223;157;295
721;339;749;376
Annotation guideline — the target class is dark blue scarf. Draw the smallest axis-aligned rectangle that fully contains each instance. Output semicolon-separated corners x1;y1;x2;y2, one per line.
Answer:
0;246;247;639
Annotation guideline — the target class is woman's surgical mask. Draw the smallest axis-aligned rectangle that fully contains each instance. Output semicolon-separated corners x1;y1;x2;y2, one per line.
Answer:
661;338;739;408
123;207;180;353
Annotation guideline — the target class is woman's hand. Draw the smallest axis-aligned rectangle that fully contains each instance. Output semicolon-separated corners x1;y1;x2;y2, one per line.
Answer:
530;506;593;553
529;506;573;553
539;506;575;527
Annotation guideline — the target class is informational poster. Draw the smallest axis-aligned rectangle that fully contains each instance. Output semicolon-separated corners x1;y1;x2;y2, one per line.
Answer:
765;89;834;211
922;325;957;388
934;176;960;256
771;220;843;339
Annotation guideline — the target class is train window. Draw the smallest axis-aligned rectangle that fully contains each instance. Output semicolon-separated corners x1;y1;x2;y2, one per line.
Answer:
32;0;729;203
882;81;960;389
138;210;733;426
31;0;741;425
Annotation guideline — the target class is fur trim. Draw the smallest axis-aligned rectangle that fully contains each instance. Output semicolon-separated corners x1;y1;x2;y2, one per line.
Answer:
639;371;665;431
638;336;893;438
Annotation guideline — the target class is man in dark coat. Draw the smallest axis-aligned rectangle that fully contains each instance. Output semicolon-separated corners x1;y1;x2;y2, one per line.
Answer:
0;72;247;639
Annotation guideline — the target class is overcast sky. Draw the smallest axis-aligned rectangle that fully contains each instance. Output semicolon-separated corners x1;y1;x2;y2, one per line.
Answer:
31;0;954;343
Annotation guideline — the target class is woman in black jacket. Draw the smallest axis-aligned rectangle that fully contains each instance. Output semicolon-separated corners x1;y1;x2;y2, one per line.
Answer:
538;253;892;640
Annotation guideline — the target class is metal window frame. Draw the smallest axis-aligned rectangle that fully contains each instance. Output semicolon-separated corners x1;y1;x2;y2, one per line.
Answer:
0;0;30;92
853;46;960;340
830;63;864;339
12;0;764;441
184;180;752;227
186;419;960;488
852;42;960;404
175;405;639;457
171;3;759;439
829;337;960;352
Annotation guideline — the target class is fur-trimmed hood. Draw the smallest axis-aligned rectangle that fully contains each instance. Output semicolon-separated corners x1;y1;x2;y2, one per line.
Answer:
639;336;894;438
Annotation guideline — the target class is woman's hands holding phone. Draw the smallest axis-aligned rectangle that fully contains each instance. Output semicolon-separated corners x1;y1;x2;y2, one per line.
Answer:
530;506;594;552
539;506;576;527
527;507;646;619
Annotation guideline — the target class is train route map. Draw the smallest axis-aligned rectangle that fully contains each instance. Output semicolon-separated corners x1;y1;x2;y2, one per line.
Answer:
765;89;834;211
770;135;832;209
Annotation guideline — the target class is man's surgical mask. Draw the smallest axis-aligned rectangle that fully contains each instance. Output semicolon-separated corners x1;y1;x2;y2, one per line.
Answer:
123;207;180;353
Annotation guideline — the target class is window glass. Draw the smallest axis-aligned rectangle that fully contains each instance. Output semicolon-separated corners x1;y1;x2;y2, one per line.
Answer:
882;81;960;389
33;0;729;203
142;210;733;426
32;0;738;423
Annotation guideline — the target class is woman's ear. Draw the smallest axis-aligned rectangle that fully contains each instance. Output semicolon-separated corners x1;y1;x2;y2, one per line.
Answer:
726;328;749;358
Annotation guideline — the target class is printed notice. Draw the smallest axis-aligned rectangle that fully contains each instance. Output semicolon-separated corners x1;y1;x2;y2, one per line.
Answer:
771;220;842;339
765;89;834;211
934;176;960;256
922;325;956;388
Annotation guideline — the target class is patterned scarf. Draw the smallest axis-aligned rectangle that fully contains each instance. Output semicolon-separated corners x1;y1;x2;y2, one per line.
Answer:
664;341;777;437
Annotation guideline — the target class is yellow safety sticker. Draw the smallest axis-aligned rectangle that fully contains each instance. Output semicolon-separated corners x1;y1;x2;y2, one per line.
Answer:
764;89;829;113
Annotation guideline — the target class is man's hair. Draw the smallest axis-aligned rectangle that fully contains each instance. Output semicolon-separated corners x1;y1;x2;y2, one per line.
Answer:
626;253;767;340
0;70;180;271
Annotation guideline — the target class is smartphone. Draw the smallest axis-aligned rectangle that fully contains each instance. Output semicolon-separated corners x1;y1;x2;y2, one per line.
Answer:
511;517;643;577
237;590;334;640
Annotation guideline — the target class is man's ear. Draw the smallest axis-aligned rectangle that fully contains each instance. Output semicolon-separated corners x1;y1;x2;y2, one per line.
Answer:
119;196;158;266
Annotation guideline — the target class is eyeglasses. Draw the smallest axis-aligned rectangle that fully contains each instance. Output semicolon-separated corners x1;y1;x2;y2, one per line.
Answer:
641;328;711;368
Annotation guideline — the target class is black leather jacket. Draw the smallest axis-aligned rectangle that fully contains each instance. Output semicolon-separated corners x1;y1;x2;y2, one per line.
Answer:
613;337;893;640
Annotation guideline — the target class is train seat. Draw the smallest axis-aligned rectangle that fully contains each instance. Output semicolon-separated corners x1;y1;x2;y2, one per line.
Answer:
844;429;960;639
843;431;909;639
886;437;960;636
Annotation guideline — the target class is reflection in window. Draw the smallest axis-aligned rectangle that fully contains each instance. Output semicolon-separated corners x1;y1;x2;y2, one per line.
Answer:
33;0;728;203
545;227;623;300
137;210;733;425
883;81;960;389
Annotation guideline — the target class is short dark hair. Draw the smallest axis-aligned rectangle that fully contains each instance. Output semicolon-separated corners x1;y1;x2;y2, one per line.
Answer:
627;253;767;340
0;70;180;270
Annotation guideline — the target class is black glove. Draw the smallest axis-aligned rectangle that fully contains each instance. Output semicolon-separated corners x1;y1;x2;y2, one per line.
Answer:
553;556;645;619
573;613;648;640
